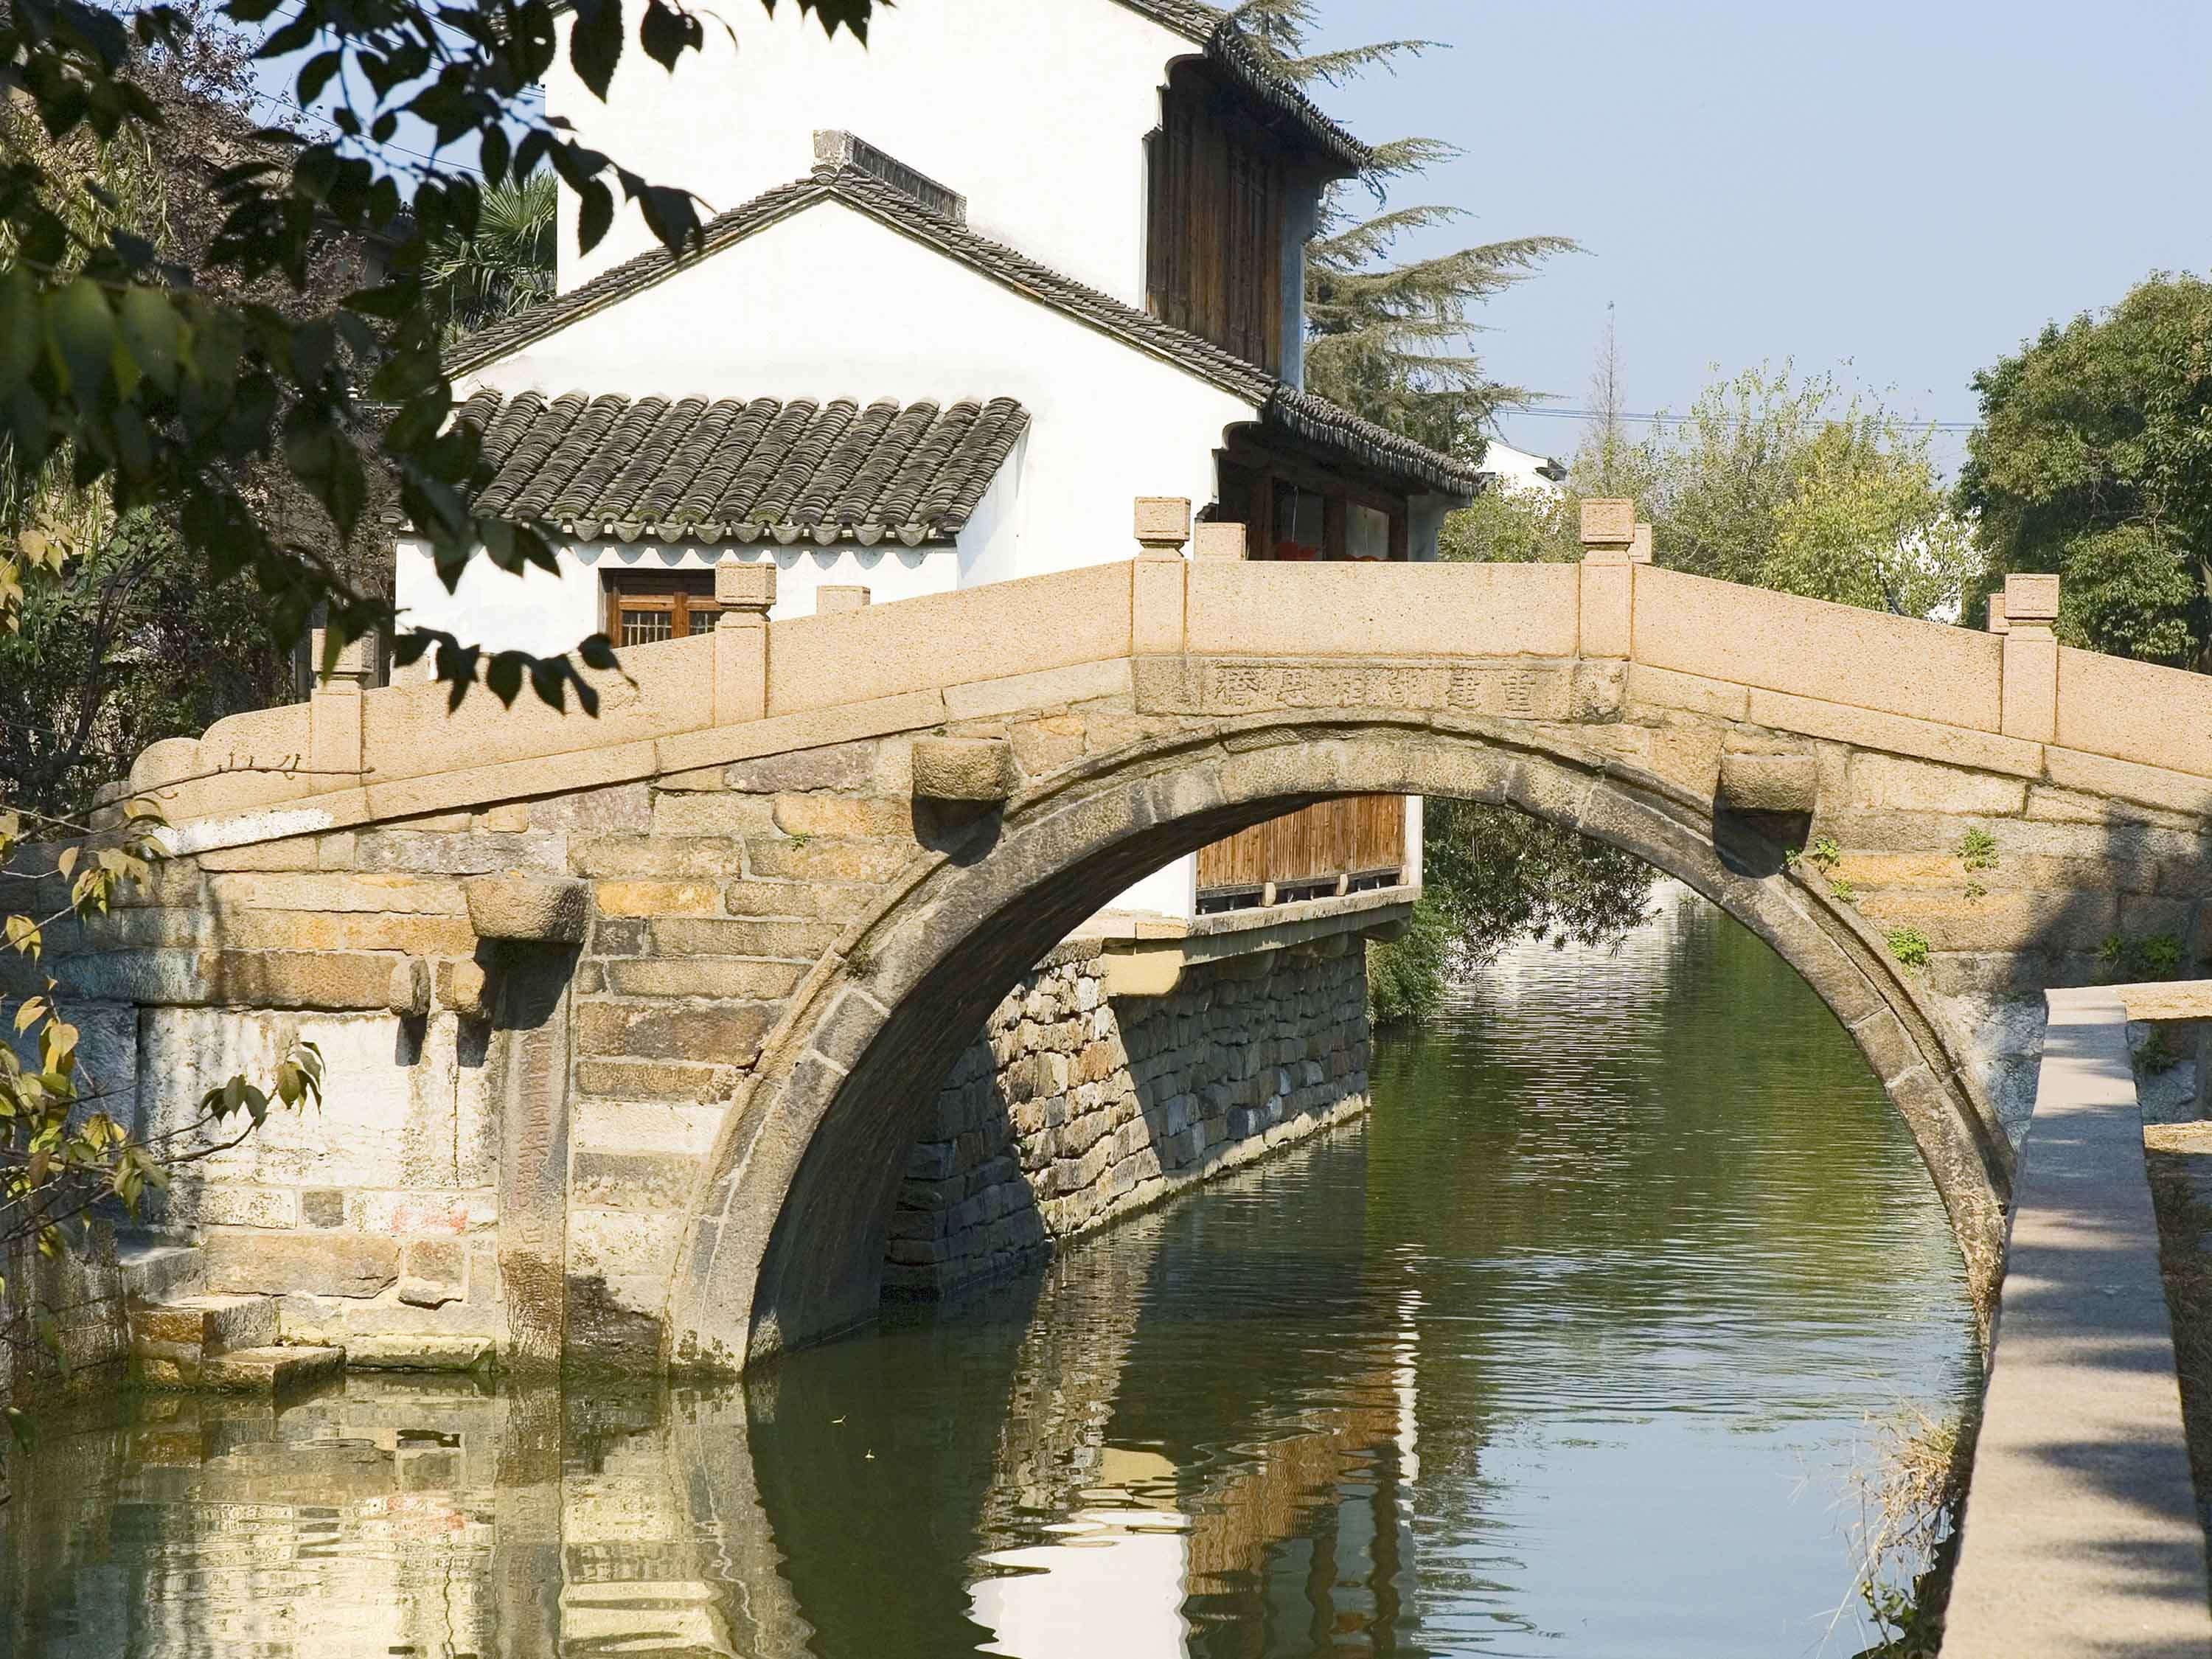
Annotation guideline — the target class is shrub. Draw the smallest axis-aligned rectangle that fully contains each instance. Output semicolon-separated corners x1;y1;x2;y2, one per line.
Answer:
1368;897;1453;1029
1887;927;1932;970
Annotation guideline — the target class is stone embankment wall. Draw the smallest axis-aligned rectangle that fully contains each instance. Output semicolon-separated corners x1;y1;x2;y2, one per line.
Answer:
0;1228;128;1405
883;938;1370;1295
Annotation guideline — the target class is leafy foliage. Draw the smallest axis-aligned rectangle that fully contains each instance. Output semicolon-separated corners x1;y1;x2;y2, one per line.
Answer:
1;509;291;823
1366;803;1659;1031
0;0;879;707
1450;364;1978;619
1959;274;2212;667
1366;895;1450;1028
1885;927;1930;970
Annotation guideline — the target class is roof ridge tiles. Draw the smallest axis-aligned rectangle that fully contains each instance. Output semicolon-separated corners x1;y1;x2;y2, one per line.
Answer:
1203;21;1371;174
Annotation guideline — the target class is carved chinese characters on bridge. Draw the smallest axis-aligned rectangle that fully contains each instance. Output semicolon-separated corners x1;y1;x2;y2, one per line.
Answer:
1133;657;1571;721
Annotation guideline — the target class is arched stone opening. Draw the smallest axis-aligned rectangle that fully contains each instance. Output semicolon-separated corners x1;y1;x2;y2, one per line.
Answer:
668;714;2011;1375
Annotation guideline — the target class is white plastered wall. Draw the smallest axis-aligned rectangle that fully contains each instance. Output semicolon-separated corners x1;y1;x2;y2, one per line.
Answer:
434;200;1248;602
391;538;962;661
410;204;1253;911
543;0;1191;303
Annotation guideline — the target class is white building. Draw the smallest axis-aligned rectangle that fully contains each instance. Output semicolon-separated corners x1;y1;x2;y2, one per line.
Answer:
394;0;1480;921
1477;438;1568;498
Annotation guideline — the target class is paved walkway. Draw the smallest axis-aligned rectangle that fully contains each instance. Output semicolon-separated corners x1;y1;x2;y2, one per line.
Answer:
1945;987;2211;1656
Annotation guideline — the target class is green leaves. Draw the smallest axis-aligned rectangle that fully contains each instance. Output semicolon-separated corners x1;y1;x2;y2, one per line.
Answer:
1963;274;2212;667
0;0;870;720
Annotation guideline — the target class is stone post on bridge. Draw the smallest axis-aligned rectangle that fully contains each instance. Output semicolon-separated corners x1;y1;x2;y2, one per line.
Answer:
1999;572;2060;742
1578;498;1648;658
713;558;775;726
306;627;380;782
1133;496;1191;656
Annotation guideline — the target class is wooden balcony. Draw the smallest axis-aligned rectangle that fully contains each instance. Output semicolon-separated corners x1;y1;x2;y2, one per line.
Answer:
1196;796;1408;913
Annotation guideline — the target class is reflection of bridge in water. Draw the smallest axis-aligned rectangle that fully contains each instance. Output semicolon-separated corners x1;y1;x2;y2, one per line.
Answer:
4;1133;1423;1659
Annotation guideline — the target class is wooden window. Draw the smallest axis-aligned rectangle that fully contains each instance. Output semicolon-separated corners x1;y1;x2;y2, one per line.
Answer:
1147;68;1287;374
603;570;724;645
1221;444;1409;564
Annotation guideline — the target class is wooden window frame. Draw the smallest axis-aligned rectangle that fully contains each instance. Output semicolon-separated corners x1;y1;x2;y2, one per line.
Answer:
602;569;726;644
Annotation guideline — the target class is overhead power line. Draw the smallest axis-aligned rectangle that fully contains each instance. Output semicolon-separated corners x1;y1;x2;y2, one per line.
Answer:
256;89;488;179
1508;405;1982;433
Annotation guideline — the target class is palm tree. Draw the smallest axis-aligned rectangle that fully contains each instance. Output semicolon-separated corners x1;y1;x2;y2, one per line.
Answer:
425;171;557;341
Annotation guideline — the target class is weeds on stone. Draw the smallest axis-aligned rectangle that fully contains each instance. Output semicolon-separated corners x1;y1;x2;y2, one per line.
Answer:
1806;835;1843;872
2140;933;2186;978
1840;1403;1978;1659
1887;927;1932;970
1957;828;1999;873
1830;875;1861;906
2098;931;2187;981
1963;880;1987;900
2135;1029;2183;1078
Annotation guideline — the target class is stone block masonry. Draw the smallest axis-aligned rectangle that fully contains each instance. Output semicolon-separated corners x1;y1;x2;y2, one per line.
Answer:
60;553;2212;1372
883;937;1371;1296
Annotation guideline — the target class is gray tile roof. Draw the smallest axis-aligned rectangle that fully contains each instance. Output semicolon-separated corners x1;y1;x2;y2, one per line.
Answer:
457;391;1029;545
1110;0;1217;41
1202;21;1371;175
450;165;1475;501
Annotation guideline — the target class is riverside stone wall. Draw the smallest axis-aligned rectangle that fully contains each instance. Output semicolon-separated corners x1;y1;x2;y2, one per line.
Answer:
883;936;1371;1296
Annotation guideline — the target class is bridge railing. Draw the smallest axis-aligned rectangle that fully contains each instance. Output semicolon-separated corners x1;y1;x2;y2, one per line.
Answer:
119;517;2212;846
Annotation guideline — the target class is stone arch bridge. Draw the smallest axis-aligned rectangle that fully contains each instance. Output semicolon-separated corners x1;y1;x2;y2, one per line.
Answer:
33;535;2212;1374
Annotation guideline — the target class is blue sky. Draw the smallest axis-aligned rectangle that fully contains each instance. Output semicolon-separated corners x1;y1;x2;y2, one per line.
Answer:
257;0;2208;477
1307;0;2212;476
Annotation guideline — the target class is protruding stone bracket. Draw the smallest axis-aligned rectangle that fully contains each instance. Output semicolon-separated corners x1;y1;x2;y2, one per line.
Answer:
1717;750;1819;815
911;737;1017;805
385;956;431;1018
464;876;591;945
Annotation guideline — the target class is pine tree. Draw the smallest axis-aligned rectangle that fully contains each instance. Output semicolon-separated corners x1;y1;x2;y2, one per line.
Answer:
1229;1;1573;457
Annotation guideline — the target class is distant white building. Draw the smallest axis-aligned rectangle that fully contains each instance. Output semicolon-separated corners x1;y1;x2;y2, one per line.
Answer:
1476;437;1568;498
391;0;1479;922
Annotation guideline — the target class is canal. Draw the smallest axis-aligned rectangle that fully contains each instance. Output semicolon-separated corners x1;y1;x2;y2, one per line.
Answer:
0;886;1980;1657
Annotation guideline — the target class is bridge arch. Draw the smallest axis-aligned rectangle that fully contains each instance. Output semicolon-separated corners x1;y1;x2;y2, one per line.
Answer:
668;710;2012;1374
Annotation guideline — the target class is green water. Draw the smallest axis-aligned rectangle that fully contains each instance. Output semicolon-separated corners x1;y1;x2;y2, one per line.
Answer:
0;888;1978;1657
